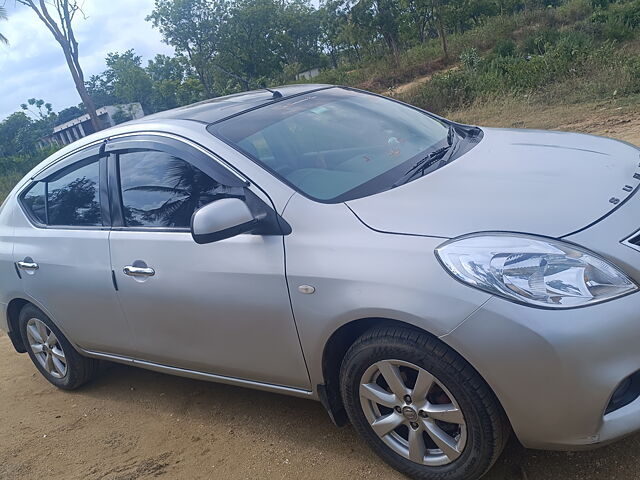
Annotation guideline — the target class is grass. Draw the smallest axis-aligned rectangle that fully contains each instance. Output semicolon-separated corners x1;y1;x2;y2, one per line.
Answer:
0;148;57;202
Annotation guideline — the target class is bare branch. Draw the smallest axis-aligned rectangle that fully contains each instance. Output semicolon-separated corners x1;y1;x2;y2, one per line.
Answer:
17;0;102;130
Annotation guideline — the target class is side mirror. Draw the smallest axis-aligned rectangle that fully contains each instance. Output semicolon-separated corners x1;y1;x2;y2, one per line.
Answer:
191;198;258;244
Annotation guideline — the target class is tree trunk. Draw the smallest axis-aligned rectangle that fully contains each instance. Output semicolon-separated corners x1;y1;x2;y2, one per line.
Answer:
17;0;103;131
436;16;448;59
59;45;101;131
329;48;338;69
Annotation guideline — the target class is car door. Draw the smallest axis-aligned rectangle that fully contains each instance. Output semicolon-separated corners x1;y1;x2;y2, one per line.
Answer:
106;135;310;390
12;147;136;355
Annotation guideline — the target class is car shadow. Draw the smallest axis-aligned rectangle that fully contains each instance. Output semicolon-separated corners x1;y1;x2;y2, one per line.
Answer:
74;362;640;480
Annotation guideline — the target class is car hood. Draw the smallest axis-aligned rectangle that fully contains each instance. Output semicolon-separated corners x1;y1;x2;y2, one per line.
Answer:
346;127;640;238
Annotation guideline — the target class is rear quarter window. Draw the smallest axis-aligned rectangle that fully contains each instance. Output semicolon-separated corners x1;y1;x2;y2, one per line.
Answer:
22;182;47;224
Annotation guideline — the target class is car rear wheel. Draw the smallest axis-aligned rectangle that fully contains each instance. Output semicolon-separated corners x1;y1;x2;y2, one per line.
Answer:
340;326;509;480
19;304;99;390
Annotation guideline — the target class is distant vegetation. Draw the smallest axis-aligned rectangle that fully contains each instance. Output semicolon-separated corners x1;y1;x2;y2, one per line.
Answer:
1;0;639;201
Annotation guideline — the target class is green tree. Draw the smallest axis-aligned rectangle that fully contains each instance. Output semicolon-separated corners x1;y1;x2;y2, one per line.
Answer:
147;0;229;97
87;50;154;113
56;105;85;126
351;0;404;59
106;50;154;113
0;112;33;157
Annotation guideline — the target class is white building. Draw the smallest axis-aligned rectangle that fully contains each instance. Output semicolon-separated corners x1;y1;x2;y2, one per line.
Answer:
39;103;145;148
296;67;321;81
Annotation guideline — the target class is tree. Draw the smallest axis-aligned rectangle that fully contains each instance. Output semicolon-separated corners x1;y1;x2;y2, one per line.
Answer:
56;105;85;125
0;6;8;45
105;50;154;113
15;0;102;131
0;112;32;157
20;98;54;121
147;0;229;97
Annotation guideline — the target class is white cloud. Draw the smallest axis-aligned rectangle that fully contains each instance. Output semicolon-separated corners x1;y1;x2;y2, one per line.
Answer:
0;0;174;120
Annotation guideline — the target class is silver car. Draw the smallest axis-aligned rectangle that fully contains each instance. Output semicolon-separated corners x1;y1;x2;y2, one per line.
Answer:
2;85;640;480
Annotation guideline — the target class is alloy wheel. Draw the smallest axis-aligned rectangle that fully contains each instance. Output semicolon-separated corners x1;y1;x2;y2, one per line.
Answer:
359;359;467;466
25;317;68;379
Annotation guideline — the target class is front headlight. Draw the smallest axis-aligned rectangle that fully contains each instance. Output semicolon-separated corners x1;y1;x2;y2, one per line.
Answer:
435;233;638;308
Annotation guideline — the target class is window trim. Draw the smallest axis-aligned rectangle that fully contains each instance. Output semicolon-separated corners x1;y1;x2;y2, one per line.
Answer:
18;131;288;236
18;152;110;231
108;141;246;232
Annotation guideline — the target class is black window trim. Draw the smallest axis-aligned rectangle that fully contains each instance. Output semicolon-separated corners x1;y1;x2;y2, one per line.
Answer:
18;147;110;231
107;137;289;236
19;131;289;236
108;151;193;233
107;136;251;232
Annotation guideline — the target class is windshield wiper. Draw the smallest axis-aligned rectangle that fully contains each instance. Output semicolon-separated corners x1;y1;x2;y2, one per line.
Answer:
391;125;458;188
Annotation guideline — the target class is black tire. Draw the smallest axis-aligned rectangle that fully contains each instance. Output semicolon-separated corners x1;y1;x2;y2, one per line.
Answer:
340;326;509;480
18;304;99;390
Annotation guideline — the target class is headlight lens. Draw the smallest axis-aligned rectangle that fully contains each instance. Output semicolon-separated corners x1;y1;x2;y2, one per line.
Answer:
435;234;638;308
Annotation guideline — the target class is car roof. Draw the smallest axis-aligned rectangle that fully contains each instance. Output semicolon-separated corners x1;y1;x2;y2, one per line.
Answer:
135;84;334;125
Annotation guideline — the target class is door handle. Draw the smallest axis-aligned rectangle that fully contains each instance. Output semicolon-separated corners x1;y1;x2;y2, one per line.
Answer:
17;261;39;272
123;265;155;278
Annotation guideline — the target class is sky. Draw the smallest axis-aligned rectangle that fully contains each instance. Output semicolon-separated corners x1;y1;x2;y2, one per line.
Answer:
0;0;175;121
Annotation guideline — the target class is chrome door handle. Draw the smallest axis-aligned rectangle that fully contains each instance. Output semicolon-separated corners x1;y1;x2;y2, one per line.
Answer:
17;261;39;271
123;265;155;277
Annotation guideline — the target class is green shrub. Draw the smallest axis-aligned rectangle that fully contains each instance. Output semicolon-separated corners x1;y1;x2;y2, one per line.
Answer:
492;39;518;57
626;57;640;93
460;47;482;71
590;0;640;40
0;147;59;202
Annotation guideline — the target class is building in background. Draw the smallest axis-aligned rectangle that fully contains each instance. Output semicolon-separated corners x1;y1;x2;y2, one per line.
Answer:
37;103;145;149
296;67;321;81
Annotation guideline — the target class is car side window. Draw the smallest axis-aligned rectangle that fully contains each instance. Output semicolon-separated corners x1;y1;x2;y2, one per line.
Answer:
22;158;103;227
22;181;47;224
117;149;238;228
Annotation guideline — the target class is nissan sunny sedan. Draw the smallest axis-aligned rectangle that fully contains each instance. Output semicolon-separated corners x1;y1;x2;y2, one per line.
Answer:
2;84;640;480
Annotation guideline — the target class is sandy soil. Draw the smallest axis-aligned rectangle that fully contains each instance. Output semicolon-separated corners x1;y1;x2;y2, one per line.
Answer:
2;107;640;480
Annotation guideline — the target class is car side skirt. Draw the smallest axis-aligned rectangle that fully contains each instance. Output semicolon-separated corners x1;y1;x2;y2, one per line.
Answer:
80;348;316;400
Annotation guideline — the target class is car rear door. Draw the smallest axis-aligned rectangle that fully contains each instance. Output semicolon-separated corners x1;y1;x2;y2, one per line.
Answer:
12;146;135;355
105;135;310;390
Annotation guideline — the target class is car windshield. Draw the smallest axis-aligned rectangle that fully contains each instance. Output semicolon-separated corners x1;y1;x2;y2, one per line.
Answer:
208;88;451;202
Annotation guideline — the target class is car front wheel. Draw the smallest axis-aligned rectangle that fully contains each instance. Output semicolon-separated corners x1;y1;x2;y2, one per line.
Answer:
340;326;509;480
18;304;99;390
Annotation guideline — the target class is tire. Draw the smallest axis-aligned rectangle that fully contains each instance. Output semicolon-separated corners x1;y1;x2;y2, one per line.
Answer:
18;304;99;390
340;326;509;480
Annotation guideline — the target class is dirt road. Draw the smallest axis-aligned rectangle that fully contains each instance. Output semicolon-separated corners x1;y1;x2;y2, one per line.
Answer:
3;333;640;480
2;105;640;480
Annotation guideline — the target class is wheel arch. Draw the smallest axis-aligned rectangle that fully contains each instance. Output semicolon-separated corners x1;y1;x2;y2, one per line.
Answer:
318;317;435;426
318;316;511;436
6;297;30;353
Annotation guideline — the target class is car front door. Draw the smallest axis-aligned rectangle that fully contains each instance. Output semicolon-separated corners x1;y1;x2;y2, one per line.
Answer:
106;135;310;389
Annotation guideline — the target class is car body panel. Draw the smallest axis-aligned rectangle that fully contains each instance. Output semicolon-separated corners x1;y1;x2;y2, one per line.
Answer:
282;193;492;386
442;291;640;449
108;228;310;389
0;201;17;327
347;128;640;238
11;206;136;355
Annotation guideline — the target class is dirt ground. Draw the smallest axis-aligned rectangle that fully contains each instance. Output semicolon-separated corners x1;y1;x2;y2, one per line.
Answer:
2;106;640;480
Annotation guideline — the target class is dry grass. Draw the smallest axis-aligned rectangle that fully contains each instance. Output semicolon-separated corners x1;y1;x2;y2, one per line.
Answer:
448;95;640;146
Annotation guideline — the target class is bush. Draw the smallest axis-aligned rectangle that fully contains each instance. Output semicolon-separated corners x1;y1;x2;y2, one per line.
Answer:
460;47;481;70
492;39;518;57
0;147;59;202
590;0;640;40
626;57;640;93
